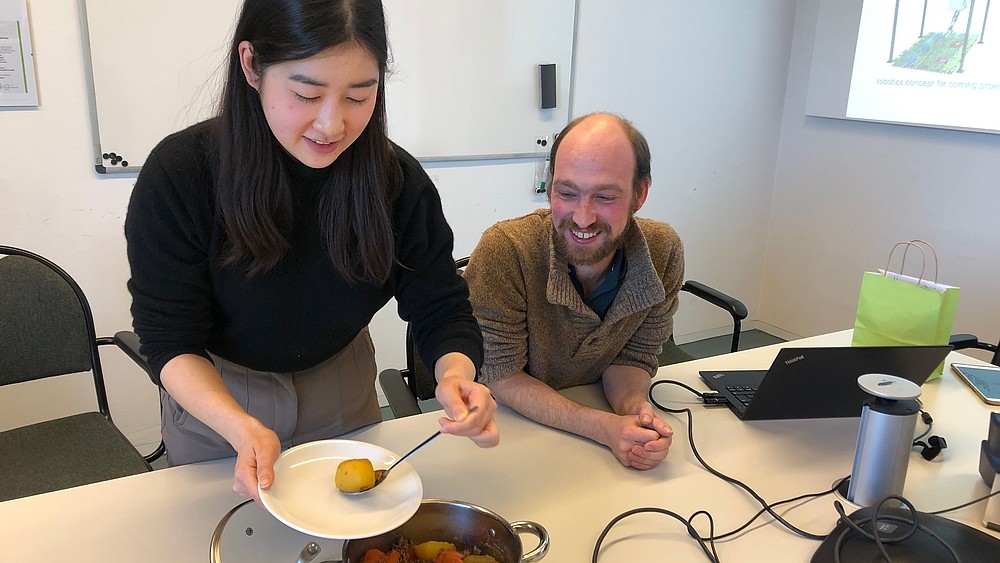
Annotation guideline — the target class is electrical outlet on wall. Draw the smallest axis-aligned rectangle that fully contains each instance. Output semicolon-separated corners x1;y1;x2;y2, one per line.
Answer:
533;135;552;194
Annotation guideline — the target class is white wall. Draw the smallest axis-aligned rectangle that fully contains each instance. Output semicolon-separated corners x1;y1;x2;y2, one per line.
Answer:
573;0;797;340
3;0;806;451
0;1;545;451
369;161;547;396
0;0;161;448
761;0;1000;345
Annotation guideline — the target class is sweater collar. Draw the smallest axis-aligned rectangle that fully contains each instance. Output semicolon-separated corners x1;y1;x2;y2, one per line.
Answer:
545;212;665;322
282;151;332;189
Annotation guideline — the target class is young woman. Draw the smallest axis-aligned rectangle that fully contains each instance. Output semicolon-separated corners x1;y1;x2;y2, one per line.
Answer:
125;0;498;503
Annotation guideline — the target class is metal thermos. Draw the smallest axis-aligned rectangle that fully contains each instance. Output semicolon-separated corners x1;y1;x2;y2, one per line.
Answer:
848;374;922;507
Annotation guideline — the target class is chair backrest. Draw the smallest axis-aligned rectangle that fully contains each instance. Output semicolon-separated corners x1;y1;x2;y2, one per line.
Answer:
405;257;470;401
0;246;110;416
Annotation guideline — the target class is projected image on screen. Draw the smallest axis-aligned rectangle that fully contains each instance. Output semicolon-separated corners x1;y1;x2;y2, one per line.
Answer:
847;0;1000;134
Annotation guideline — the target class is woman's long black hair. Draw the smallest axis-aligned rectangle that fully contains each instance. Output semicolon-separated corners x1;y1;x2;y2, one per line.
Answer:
216;0;402;283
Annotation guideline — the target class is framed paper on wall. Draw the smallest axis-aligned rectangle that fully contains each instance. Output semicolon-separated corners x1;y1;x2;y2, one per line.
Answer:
0;0;38;107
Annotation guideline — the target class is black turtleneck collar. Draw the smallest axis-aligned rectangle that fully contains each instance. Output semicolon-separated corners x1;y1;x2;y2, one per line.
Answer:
282;151;333;189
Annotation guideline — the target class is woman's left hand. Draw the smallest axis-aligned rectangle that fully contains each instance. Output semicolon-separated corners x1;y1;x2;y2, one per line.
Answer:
432;352;499;447
435;375;500;447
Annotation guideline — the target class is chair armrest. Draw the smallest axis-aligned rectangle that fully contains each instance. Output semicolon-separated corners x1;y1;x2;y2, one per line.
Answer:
96;331;165;464
949;333;1000;366
681;280;749;353
110;330;157;386
681;280;748;320
949;333;981;351
379;368;421;419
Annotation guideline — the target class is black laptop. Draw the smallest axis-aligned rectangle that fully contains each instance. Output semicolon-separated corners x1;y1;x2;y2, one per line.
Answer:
699;345;952;420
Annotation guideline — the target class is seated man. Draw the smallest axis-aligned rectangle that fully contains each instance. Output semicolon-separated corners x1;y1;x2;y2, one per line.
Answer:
464;112;682;470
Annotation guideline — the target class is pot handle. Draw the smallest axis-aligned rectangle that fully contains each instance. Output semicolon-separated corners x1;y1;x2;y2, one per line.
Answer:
511;521;550;562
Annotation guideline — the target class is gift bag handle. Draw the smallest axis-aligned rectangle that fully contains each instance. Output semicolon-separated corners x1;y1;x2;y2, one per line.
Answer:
884;239;939;285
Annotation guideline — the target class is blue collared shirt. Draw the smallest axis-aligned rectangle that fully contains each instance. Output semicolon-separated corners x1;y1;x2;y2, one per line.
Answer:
568;247;628;320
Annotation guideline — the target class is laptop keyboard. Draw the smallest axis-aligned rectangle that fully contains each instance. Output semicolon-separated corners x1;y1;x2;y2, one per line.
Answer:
726;385;756;407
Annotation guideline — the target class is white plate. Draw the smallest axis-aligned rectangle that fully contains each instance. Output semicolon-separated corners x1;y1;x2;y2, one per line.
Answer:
259;439;422;539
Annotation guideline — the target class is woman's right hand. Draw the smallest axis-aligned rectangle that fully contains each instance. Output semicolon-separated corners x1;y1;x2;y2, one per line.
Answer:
433;352;500;448
231;419;282;504
160;355;283;504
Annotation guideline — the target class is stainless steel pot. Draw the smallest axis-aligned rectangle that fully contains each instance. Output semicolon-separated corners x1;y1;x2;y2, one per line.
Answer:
210;499;343;563
341;499;549;563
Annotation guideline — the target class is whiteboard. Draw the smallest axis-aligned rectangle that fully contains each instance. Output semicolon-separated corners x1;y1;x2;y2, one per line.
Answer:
80;0;576;173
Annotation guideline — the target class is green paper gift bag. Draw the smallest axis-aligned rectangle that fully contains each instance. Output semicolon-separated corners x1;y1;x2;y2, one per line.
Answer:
852;240;960;380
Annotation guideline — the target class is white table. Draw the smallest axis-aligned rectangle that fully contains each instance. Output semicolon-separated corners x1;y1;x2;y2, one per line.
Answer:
2;330;997;562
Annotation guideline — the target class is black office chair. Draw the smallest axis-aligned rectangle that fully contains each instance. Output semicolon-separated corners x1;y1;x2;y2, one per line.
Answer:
661;280;748;363
379;257;749;418
112;329;167;461
378;258;470;419
0;245;163;502
949;333;1000;366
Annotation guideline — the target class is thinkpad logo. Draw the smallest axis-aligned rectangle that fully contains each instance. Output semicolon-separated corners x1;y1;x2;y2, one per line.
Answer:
784;354;805;366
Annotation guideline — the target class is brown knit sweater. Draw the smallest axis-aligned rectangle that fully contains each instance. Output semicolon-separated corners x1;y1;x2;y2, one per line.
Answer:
465;209;684;389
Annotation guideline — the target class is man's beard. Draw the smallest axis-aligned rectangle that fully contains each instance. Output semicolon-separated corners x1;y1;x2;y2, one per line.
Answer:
552;215;631;266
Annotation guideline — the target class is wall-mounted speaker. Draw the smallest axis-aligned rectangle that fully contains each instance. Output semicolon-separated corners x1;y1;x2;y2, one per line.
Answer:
539;63;557;109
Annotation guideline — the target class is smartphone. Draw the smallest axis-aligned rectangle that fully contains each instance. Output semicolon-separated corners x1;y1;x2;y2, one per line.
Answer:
951;363;1000;405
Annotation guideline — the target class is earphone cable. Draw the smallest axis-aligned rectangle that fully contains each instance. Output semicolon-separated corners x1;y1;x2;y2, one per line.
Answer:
913;409;933;443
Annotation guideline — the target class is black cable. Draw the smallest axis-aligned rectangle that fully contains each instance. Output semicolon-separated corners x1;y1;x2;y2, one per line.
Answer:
648;379;828;541
688;510;721;562
704;479;843;542
595;381;993;560
588;470;840;562
656;379;709;399
909;410;1000;514
833;497;919;562
832;496;961;563
591;380;722;562
591;507;720;563
913;409;933;443
927;486;1000;515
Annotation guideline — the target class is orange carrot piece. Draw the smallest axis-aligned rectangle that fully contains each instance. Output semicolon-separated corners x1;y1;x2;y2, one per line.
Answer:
361;548;388;563
434;549;465;563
